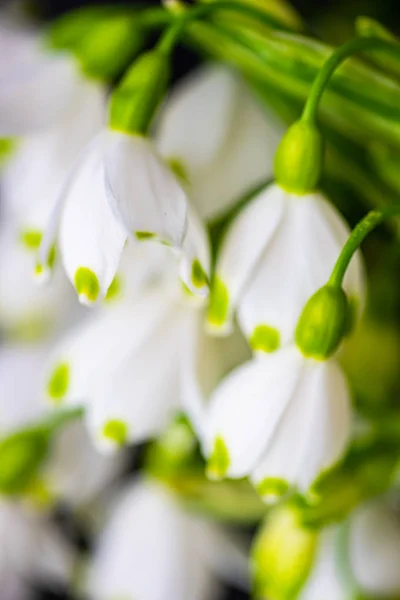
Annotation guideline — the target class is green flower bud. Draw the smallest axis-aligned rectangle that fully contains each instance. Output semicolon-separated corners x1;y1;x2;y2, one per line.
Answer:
274;120;323;194
47;7;143;81
109;50;170;135
252;505;317;600
0;428;50;495
295;285;349;360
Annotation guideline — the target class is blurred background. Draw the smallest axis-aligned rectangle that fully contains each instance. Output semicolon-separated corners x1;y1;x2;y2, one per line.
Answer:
0;0;399;598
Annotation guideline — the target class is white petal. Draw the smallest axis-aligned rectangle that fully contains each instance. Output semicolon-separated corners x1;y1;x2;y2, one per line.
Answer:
179;203;211;298
208;183;285;335
59;131;127;305
0;226;74;335
156;65;239;173
205;347;303;478
0;24;87;135
180;311;251;441
0;344;48;433
45;288;175;407
156;65;283;221
105;131;188;247
299;530;346;600
239;192;356;348
350;501;400;596
251;359;351;495
43;421;126;507
1;79;105;232
87;301;185;452
88;481;213;600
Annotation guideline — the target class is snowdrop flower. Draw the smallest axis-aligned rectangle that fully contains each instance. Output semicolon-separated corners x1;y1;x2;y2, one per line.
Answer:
0;497;74;600
0;342;124;507
207;182;364;343
207;119;364;345
155;64;283;221
204;345;352;500
301;500;400;599
44;276;249;452
38;49;210;305
87;479;248;600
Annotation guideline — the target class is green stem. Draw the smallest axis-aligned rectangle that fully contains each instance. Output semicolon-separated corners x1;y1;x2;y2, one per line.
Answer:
43;406;85;435
329;205;400;288
157;0;290;55
302;36;400;124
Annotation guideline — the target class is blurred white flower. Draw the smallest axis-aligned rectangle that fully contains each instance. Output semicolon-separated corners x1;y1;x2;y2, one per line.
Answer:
0;497;74;600
204;346;351;500
301;500;400;599
156;65;283;221
207;183;364;345
45;278;249;452
0;341;124;507
87;479;248;600
0;21;104;136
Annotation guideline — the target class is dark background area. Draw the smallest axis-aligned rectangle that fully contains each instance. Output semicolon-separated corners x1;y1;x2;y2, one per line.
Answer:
1;0;398;598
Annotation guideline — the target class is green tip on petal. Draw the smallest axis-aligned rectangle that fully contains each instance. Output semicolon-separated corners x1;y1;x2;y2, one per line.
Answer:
256;477;290;502
207;436;230;480
105;275;122;303
74;267;100;304
250;325;280;353
0;137;16;165
19;229;43;251
191;259;209;289
47;362;70;403
207;277;230;333
135;231;156;241
102;419;128;448
168;157;189;184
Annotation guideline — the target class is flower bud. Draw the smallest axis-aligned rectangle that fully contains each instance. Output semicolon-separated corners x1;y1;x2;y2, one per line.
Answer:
109;50;170;135
251;505;317;600
47;7;143;80
274;120;323;194
0;428;50;495
295;285;349;360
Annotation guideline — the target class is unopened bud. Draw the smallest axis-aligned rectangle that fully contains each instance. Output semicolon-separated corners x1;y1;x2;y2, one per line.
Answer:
295;285;349;360
274;120;323;194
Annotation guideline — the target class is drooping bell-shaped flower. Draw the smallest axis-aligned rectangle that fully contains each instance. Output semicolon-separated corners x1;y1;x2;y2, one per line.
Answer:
38;49;210;305
155;64;283;221
207;121;364;345
44;272;248;452
205;285;353;500
87;479;248;600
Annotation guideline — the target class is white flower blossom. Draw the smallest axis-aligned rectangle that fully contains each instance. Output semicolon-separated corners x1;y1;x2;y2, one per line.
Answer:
87;479;248;600
204;346;351;500
208;183;364;345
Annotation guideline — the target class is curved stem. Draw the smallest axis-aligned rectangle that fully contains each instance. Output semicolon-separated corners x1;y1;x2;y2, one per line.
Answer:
329;205;400;288
157;0;290;55
302;36;400;124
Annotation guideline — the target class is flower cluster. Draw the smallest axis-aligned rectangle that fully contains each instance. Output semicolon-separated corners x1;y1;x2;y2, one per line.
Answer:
1;2;400;599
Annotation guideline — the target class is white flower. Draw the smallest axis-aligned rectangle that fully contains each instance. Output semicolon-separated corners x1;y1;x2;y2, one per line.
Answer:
0;341;124;506
301;500;400;599
0;497;74;600
45;279;249;452
1;69;105;240
204;346;351;500
87;479;248;600
0;20;103;136
207;183;364;344
155;65;283;221
39;129;210;304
